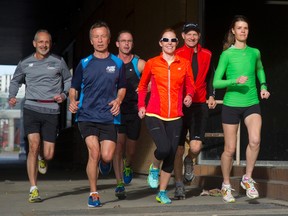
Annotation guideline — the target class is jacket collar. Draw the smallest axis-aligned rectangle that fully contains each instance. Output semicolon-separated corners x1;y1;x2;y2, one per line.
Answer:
183;43;202;53
160;52;181;62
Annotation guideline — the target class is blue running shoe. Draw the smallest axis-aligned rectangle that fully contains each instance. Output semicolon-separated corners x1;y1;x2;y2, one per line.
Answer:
115;182;126;199
123;166;133;184
87;193;102;207
156;190;172;204
99;160;112;176
147;164;159;188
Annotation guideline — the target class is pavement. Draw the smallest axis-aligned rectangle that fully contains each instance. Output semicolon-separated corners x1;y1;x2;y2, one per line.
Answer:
1;162;288;216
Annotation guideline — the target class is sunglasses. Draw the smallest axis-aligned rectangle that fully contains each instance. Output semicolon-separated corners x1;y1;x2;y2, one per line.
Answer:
160;38;178;43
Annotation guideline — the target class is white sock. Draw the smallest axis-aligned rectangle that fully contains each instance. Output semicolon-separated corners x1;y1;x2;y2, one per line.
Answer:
30;186;37;192
222;183;231;188
90;192;98;196
38;155;43;160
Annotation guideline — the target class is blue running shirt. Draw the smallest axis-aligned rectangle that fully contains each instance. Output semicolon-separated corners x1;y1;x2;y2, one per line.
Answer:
71;54;126;124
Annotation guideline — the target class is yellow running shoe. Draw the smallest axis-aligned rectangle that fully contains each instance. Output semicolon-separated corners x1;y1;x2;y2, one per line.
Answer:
38;158;47;174
28;188;42;203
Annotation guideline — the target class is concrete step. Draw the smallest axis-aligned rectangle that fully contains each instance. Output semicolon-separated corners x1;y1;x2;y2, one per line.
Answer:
191;165;288;201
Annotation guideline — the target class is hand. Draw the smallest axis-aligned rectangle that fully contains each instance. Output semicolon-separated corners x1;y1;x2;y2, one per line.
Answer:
8;97;17;108
138;107;146;119
54;94;66;103
260;89;270;99
109;98;121;116
69;100;79;113
207;96;217;109
183;95;192;107
236;76;248;84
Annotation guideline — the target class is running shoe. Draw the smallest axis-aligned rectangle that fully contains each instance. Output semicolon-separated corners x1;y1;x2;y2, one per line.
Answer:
38;158;47;174
99;159;112;176
28;188;42;203
221;183;235;203
156;190;172;204
115;182;126;199
174;184;186;200
123;166;133;184
240;175;259;199
88;192;102;207
184;156;194;182
147;164;159;188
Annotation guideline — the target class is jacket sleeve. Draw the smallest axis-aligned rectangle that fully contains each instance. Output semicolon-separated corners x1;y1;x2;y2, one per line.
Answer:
255;49;267;90
60;57;72;95
206;58;216;98
138;59;152;109
185;61;196;97
8;62;25;100
213;51;237;89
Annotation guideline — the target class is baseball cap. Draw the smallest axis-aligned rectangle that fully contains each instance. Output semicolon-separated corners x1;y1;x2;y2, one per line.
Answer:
182;23;200;34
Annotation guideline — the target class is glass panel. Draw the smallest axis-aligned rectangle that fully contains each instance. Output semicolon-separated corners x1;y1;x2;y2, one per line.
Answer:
0;65;26;162
199;104;224;163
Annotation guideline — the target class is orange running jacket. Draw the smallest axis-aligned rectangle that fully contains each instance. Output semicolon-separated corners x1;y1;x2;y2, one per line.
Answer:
138;53;196;119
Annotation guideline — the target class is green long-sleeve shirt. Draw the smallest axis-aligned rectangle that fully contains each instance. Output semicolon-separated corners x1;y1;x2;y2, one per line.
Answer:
213;45;267;107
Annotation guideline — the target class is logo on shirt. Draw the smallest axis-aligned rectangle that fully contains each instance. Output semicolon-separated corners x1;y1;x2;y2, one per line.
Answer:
47;63;56;69
106;66;116;73
29;63;33;67
178;67;182;70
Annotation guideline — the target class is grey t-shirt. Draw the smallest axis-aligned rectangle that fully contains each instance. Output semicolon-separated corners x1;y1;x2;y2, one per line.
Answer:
9;53;72;114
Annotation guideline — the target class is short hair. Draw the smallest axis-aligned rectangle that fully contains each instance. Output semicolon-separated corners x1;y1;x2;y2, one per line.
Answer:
89;21;111;39
117;30;133;42
34;29;52;42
